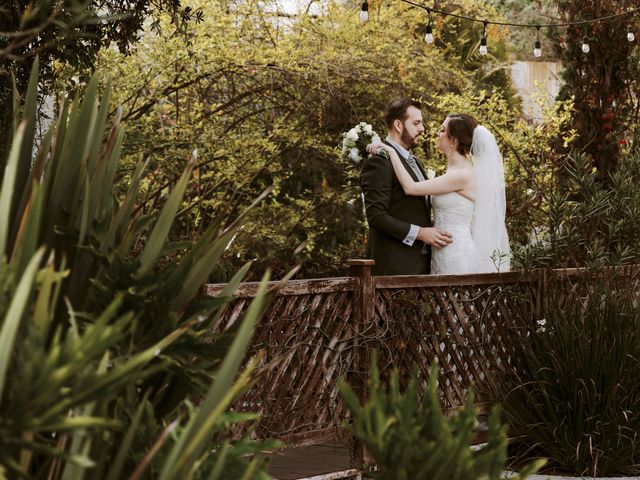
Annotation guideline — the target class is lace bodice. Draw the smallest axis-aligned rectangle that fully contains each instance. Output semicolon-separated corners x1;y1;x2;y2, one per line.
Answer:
431;192;481;274
432;192;474;229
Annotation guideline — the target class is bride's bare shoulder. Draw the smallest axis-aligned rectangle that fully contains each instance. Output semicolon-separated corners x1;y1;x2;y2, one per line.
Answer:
446;166;474;180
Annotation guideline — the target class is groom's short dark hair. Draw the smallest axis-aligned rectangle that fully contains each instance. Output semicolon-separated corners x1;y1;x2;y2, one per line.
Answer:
384;98;422;129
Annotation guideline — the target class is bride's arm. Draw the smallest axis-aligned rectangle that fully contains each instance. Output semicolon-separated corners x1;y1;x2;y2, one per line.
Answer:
367;143;469;196
405;170;470;196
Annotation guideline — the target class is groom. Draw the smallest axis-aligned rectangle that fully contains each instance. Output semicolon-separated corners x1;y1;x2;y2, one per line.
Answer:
360;99;452;275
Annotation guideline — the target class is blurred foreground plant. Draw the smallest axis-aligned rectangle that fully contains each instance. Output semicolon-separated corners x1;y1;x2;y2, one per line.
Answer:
0;59;277;479
338;354;543;480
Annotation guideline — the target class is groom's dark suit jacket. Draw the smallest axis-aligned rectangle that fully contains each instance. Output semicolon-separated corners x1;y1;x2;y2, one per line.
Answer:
360;142;431;275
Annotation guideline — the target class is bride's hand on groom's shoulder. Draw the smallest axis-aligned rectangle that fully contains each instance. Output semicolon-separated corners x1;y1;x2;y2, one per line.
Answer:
366;141;388;155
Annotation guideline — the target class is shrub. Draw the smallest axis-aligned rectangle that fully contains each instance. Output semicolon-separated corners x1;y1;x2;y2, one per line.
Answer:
514;150;640;269
339;354;542;480
498;271;640;476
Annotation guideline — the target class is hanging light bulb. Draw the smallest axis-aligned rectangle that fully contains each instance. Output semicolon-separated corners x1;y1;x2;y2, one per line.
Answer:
581;35;590;53
359;0;368;22
534;40;542;57
424;10;434;44
479;22;488;56
425;24;434;44
479;38;488;55
628;30;636;42
533;26;542;58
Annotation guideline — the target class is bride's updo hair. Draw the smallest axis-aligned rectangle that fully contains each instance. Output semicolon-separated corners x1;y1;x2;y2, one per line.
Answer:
446;114;479;156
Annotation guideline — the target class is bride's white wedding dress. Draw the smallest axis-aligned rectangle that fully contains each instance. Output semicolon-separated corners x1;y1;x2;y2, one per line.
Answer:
430;125;511;274
431;192;481;274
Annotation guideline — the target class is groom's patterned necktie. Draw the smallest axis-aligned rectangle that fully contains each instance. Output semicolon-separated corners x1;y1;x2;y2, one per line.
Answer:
406;154;426;182
406;154;430;256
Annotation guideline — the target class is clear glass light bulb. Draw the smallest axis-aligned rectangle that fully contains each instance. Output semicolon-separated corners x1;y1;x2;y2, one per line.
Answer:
534;40;542;58
425;25;434;44
359;10;368;22
480;37;489;55
628;32;636;42
582;41;590;53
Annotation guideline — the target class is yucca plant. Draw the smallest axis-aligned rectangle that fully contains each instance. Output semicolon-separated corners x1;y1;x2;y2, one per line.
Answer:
0;59;278;479
498;273;640;477
338;354;543;480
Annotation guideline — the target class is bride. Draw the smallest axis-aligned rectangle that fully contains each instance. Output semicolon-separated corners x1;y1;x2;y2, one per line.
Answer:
367;114;510;274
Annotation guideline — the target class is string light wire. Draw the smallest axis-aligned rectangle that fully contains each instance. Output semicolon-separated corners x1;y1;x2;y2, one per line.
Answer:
397;0;640;29
356;1;640;56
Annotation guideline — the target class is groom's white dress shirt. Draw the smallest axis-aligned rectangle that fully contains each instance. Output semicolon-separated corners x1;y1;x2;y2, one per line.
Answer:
385;138;427;247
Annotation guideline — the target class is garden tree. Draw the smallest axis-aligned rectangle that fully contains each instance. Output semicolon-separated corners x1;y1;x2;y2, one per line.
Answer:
93;0;525;280
549;0;639;175
0;0;202;165
489;0;559;61
421;2;519;102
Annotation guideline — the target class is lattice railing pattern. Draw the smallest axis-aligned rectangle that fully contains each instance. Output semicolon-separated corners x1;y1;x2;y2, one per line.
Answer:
369;276;538;410
203;267;546;446
203;264;640;450
206;280;357;440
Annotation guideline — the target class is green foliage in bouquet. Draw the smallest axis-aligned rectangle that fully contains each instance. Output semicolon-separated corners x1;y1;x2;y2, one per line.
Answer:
0;59;277;479
338;354;543;480
498;273;640;477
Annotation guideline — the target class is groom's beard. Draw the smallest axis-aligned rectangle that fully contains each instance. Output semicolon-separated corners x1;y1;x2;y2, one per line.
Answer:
400;129;421;149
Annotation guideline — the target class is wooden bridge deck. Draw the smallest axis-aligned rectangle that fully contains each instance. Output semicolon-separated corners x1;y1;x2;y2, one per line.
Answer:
266;431;491;479
267;442;361;480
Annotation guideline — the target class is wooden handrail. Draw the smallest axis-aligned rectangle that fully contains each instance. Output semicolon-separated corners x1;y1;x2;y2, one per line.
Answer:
202;277;356;297
200;260;640;458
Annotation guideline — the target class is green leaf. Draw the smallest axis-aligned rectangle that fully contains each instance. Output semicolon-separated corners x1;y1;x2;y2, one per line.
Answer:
105;393;149;480
78;171;91;246
13;57;39;221
0;249;44;406
159;272;270;480
137;155;196;275
169;228;236;309
101;157;146;254
25;416;121;432
0;122;25;257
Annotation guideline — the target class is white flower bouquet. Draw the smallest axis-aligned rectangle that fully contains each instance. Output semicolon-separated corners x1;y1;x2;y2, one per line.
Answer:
340;122;383;165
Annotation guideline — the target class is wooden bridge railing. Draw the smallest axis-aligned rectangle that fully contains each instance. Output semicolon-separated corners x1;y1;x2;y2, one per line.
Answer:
203;260;640;465
202;260;569;450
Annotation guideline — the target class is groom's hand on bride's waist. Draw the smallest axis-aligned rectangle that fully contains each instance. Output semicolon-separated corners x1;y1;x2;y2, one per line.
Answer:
417;227;453;249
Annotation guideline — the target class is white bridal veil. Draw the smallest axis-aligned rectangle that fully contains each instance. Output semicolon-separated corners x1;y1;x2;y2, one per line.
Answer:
470;125;511;272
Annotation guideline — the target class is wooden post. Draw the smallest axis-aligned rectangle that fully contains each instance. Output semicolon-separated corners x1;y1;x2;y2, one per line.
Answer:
346;259;375;470
534;268;548;321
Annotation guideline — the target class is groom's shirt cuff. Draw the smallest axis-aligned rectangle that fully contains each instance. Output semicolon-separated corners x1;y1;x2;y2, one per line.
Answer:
403;224;419;246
